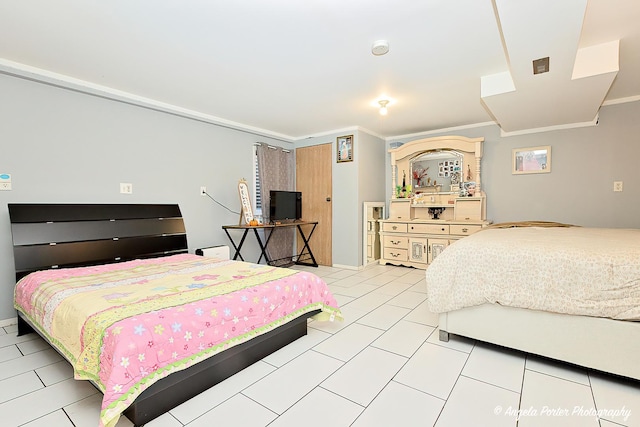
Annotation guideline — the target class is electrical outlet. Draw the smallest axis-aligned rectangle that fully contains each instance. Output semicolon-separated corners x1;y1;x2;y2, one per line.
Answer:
0;173;11;191
200;186;207;196
120;183;133;194
613;181;623;192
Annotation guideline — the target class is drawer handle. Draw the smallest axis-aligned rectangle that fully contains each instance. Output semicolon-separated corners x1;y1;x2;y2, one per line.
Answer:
441;228;445;231
391;240;401;245
392;225;398;230
462;228;468;233
391;252;401;258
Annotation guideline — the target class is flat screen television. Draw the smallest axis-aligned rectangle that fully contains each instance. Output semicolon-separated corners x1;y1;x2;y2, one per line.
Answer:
269;190;302;222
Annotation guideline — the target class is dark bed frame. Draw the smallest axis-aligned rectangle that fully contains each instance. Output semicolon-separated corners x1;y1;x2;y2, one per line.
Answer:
8;203;318;426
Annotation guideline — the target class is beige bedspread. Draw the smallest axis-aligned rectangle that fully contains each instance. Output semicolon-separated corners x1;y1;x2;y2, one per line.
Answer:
426;227;640;320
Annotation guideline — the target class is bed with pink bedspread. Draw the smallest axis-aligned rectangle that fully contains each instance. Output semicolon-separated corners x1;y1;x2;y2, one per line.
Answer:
15;253;341;427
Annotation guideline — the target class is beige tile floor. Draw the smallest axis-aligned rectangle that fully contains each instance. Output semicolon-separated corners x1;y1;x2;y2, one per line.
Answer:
1;264;639;426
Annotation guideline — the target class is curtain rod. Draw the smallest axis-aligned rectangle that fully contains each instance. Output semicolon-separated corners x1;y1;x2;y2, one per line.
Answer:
254;142;291;153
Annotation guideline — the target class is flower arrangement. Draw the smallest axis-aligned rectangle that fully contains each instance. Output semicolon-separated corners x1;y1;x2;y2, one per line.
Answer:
396;185;412;198
412;167;429;186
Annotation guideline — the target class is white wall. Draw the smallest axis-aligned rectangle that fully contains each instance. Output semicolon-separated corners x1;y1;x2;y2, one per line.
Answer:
331;134;360;267
387;101;640;228
357;131;387;265
0;73;291;321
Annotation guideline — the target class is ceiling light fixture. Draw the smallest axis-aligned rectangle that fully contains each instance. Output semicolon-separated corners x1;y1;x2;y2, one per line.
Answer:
371;40;390;56
378;99;390;116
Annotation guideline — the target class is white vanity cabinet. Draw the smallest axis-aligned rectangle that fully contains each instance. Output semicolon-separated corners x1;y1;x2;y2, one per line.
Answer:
427;238;450;263
380;135;489;269
409;237;429;264
380;220;482;268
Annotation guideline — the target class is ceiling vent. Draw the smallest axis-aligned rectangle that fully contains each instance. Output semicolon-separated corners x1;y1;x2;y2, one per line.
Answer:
533;57;550;75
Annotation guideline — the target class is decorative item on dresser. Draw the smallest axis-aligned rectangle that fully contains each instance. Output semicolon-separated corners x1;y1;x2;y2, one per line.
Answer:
379;135;489;269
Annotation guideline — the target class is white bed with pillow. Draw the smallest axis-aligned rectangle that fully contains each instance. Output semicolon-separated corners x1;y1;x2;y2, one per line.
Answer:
426;225;640;380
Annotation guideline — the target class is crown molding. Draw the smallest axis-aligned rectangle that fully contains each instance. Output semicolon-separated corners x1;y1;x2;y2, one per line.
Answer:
499;115;599;137
602;95;640;106
0;58;296;143
386;121;496;141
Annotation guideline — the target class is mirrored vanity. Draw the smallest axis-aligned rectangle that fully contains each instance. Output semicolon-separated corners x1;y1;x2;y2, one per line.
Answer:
379;135;489;269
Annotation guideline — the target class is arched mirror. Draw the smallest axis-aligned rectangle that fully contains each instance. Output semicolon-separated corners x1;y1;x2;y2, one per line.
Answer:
410;150;464;194
389;135;483;200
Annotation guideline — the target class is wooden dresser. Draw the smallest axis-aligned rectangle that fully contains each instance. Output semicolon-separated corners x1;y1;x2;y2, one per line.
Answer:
379;135;489;269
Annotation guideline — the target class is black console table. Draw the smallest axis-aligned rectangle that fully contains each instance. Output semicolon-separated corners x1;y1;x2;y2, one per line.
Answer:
222;221;318;267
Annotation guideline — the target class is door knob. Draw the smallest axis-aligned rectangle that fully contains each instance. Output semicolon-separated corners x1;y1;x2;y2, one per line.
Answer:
326;197;331;202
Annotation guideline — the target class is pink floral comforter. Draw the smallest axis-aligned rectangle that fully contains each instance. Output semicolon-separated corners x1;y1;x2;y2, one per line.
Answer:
14;254;341;427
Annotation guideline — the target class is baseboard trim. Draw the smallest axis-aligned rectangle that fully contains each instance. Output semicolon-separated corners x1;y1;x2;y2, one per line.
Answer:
331;264;360;271
362;260;382;269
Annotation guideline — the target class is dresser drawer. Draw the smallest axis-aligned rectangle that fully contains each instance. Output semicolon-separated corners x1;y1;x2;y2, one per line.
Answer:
408;223;450;235
389;200;411;219
383;247;408;261
383;236;408;249
382;222;408;233
449;224;482;235
455;199;482;221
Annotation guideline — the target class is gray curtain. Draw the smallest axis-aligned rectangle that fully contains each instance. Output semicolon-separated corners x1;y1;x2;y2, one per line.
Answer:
256;143;295;265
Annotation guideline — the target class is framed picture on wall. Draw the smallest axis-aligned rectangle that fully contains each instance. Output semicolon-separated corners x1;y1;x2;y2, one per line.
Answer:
512;145;551;174
337;135;353;163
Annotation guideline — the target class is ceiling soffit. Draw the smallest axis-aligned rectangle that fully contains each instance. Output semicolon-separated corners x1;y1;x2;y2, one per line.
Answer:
481;0;619;134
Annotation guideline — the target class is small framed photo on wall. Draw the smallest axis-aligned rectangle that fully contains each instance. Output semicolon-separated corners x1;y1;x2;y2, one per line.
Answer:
512;145;551;174
337;135;354;163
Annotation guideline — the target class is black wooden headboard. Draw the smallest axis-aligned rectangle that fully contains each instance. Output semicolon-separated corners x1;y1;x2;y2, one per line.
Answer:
8;203;188;281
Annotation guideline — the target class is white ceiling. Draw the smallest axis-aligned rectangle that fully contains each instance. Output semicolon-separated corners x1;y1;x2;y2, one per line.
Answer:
1;0;638;141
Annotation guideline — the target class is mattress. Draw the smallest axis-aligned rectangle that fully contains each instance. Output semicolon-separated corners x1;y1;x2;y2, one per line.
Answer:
426;227;640;320
14;254;341;427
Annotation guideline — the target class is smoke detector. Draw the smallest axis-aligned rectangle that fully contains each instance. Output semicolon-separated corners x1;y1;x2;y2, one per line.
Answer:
372;40;390;56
